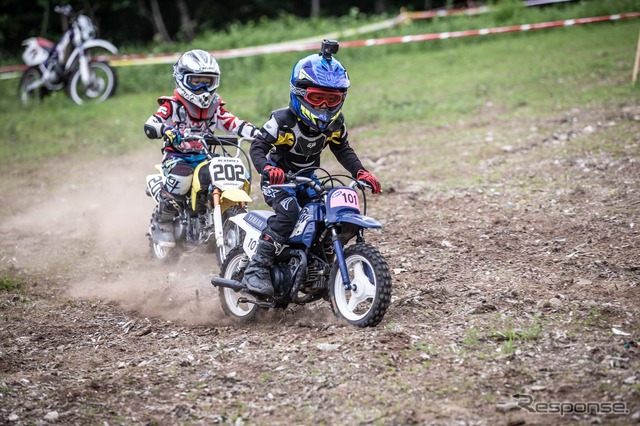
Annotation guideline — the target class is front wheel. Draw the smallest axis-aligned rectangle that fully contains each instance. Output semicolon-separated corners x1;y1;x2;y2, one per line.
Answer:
215;204;247;267
329;243;392;328
67;61;117;105
218;246;259;322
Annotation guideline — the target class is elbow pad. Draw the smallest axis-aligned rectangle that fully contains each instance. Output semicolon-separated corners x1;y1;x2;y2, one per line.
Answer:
144;115;164;139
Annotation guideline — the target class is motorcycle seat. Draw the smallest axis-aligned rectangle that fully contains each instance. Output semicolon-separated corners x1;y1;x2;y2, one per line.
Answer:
241;210;274;232
37;37;55;52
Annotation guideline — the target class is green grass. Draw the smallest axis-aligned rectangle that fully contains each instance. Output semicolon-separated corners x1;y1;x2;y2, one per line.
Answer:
0;274;24;292
0;2;639;179
488;317;542;356
462;328;480;347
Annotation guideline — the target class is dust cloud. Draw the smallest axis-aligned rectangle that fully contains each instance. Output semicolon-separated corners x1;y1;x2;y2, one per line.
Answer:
1;145;226;325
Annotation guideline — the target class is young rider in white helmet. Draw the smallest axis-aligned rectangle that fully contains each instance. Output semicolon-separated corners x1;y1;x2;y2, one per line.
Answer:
143;49;259;248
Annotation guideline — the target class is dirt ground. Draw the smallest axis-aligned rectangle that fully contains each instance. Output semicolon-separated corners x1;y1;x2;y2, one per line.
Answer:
0;103;639;425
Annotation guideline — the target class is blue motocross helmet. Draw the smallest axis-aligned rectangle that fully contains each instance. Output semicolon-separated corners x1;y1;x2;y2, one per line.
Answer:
290;43;350;131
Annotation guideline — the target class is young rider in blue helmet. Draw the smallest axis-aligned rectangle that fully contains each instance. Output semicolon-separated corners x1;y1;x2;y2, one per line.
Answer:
242;40;382;297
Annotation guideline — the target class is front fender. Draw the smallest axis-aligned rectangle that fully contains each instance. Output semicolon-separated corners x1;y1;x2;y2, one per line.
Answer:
221;188;252;203
334;212;382;229
66;39;118;69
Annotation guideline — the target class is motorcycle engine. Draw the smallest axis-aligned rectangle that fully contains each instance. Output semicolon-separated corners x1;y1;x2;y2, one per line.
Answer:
272;255;329;300
301;258;329;290
272;262;294;296
173;217;186;240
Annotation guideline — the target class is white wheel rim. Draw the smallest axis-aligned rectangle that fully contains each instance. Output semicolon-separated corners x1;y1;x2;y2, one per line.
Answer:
70;62;114;104
333;255;377;321
153;243;171;260
222;254;257;317
218;224;238;264
20;71;40;104
224;224;241;251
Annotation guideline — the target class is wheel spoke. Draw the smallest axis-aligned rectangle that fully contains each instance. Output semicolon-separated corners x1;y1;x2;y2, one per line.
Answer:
344;261;376;312
346;292;360;311
352;261;376;299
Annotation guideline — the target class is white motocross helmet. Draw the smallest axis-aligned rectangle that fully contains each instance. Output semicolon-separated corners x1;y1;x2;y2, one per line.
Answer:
173;50;221;109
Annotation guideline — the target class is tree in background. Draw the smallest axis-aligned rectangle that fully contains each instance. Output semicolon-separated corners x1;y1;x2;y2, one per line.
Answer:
311;0;320;17
140;0;171;43
176;0;194;42
0;0;461;59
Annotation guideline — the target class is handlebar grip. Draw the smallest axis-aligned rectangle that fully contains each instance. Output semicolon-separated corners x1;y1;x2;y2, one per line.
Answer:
54;5;74;16
269;183;298;189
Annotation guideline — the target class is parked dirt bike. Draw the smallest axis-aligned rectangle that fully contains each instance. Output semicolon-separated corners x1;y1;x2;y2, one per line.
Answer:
18;4;118;105
211;170;392;327
145;131;253;266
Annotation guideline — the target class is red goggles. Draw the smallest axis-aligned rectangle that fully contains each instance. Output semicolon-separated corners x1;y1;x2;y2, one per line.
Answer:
304;87;344;108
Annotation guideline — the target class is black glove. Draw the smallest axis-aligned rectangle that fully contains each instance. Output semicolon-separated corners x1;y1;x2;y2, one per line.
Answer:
163;126;182;147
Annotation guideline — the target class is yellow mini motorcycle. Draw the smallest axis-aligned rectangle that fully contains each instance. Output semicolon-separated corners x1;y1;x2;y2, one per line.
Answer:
145;132;253;266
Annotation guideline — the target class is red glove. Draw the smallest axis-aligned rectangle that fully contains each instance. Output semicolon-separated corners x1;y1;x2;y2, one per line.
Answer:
356;169;381;194
262;165;285;185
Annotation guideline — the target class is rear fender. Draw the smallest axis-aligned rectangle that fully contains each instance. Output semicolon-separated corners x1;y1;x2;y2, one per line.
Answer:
231;210;275;258
190;160;210;210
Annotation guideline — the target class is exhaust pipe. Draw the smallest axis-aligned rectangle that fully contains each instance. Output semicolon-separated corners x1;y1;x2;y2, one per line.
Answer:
211;277;245;292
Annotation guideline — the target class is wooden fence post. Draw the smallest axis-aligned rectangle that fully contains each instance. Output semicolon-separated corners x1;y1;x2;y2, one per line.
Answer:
633;27;640;84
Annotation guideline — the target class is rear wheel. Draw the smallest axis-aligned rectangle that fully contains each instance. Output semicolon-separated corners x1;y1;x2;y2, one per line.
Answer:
67;61;117;105
215;205;247;267
329;243;392;328
218;246;259;322
18;67;48;105
149;239;176;263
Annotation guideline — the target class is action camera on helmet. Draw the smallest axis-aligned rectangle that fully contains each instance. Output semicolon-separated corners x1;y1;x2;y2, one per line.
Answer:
320;40;339;60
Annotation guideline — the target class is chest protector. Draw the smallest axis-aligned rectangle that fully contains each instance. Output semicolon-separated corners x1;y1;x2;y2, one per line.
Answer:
269;108;342;170
158;91;222;123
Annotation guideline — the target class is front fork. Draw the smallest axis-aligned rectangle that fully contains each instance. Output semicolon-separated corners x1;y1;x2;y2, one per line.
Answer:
79;51;91;86
212;189;224;247
211;188;247;248
331;227;352;290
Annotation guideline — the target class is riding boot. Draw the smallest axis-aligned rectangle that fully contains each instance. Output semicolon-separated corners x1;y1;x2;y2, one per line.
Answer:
241;233;283;297
151;191;179;248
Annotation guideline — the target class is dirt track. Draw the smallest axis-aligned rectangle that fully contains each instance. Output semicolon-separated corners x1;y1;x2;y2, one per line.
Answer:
1;104;639;425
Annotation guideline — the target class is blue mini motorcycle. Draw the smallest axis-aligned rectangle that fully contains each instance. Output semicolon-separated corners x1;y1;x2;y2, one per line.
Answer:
211;170;392;327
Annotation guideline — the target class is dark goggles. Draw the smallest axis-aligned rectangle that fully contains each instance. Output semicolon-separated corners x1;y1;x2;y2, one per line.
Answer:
184;74;219;92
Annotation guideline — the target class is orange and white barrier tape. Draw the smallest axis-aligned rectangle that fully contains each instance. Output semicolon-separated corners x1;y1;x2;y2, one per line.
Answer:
107;12;640;66
338;13;640;48
2;12;638;78
403;5;490;20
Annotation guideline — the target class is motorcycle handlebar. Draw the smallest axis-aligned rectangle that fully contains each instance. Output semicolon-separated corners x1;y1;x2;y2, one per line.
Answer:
179;134;254;181
269;175;322;193
54;5;75;17
269;175;373;194
182;132;253;146
351;180;373;191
